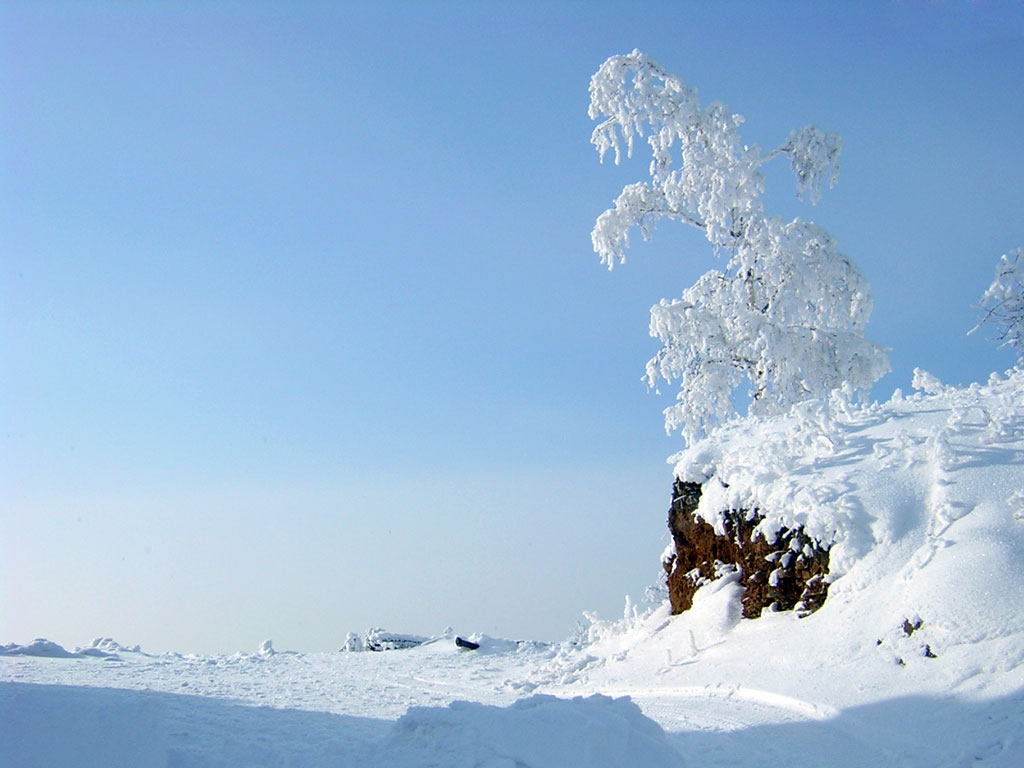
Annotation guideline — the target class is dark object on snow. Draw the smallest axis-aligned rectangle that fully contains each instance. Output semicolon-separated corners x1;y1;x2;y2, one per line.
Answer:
924;645;937;659
455;636;480;651
902;617;924;636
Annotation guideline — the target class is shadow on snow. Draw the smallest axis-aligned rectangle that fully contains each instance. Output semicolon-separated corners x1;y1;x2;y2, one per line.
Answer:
3;681;1023;767
668;688;1024;768
0;681;388;768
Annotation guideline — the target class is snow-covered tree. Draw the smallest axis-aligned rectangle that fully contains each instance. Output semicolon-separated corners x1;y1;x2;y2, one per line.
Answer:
588;51;889;444
973;248;1024;357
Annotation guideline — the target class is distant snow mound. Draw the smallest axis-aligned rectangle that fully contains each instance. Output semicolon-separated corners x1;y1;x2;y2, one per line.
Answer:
80;637;140;654
0;639;77;658
375;694;686;768
0;638;122;660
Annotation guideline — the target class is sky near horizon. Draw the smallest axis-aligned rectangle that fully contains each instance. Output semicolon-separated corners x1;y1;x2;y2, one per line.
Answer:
3;1;1023;654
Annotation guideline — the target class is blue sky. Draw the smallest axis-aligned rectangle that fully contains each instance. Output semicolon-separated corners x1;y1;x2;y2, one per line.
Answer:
3;1;1023;653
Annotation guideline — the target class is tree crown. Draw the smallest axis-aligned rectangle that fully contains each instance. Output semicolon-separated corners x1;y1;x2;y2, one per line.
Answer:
589;51;888;445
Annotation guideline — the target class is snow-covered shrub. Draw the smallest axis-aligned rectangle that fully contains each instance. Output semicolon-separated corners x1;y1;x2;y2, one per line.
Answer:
973;247;1024;356
339;632;364;652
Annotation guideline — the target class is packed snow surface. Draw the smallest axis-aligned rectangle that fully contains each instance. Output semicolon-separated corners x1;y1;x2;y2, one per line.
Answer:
3;370;1023;766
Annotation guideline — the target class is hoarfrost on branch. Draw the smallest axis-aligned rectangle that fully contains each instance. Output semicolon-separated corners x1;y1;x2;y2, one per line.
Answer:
588;50;889;445
973;247;1024;357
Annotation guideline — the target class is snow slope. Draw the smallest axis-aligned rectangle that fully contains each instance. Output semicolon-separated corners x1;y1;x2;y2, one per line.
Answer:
3;369;1023;766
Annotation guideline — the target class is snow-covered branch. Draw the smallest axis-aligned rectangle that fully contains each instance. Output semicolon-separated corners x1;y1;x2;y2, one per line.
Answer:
781;126;842;204
972;247;1024;357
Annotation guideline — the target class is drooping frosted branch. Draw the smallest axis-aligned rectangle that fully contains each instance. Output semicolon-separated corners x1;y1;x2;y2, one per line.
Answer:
781;126;842;204
588;51;699;166
588;50;843;263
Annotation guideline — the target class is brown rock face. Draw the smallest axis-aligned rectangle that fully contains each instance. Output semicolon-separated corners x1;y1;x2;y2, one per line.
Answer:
663;479;831;618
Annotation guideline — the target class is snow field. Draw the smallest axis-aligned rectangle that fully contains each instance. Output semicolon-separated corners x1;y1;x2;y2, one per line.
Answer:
2;644;685;768
3;368;1023;765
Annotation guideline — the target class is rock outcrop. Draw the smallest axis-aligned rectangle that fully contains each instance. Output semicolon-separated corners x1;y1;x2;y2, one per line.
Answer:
663;479;831;618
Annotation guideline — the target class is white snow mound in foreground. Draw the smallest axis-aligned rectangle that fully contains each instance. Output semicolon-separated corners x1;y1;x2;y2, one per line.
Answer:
376;693;685;768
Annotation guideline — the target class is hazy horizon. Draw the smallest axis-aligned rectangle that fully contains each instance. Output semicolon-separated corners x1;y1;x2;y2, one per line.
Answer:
3;0;1023;654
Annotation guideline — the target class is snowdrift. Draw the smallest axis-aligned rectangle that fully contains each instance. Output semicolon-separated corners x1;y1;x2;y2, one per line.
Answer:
0;638;130;661
377;694;685;768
